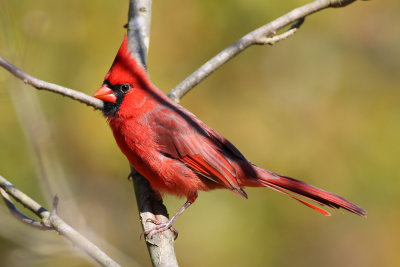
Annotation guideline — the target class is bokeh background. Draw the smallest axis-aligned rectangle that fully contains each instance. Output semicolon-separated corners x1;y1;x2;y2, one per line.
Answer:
0;0;398;266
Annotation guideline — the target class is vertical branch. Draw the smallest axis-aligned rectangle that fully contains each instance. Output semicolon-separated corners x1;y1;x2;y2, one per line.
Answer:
127;0;152;69
126;1;179;266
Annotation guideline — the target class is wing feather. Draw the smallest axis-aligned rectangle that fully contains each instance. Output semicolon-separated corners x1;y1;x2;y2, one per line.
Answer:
149;106;248;198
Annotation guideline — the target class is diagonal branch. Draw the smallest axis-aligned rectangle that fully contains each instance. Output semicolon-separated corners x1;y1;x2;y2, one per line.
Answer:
0;175;121;267
167;0;361;102
0;188;52;230
0;57;102;109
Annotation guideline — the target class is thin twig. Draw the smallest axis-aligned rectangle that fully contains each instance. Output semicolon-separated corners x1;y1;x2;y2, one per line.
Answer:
0;175;121;267
167;0;361;102
0;57;102;109
0;188;52;230
52;194;59;215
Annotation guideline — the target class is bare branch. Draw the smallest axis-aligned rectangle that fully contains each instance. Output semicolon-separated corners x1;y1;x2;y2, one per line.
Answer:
127;1;179;266
0;175;121;267
0;175;49;218
0;57;103;110
0;188;52;230
131;168;179;267
127;0;152;69
167;0;362;102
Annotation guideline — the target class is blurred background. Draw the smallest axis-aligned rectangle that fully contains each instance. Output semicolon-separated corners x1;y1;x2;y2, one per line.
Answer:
0;0;398;266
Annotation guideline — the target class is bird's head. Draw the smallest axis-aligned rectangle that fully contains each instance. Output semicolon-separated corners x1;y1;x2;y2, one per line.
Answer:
94;35;149;117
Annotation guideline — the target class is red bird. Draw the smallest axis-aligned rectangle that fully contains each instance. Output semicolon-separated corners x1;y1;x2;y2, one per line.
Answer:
94;36;366;236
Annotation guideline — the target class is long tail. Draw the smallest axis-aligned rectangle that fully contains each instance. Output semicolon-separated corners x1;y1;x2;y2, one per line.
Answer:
247;167;366;216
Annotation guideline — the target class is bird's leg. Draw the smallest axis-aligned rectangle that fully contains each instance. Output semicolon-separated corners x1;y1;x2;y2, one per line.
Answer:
144;194;197;239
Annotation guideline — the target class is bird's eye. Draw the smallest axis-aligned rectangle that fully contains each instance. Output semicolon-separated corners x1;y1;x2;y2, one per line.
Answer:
120;84;131;93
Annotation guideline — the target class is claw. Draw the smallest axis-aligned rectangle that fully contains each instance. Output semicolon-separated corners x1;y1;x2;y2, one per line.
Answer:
139;198;195;241
142;218;179;240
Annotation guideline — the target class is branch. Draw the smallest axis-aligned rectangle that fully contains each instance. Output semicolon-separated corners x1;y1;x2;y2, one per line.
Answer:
127;0;152;69
0;175;121;267
131;169;178;266
127;1;179;266
167;0;361;102
0;57;103;109
0;188;51;230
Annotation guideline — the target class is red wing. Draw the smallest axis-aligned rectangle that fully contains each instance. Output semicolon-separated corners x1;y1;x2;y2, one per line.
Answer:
149;107;247;198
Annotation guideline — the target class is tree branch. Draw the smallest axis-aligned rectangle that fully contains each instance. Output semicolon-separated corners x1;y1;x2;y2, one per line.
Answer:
127;0;152;69
167;0;361;102
127;1;179;266
0;57;103;109
0;188;52;230
0;175;121;267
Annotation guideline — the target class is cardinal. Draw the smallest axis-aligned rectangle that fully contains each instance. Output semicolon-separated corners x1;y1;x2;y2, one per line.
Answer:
94;36;366;236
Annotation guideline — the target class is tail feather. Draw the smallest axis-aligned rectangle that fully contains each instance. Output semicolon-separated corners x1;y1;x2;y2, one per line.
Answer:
251;168;366;216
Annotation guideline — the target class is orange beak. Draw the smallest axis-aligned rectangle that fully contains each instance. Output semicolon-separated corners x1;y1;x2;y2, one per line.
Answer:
94;85;117;103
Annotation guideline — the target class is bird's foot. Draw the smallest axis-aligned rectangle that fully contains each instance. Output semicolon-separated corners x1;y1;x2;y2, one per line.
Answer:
142;218;179;240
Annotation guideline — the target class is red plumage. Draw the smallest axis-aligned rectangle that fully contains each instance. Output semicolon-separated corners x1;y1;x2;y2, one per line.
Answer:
94;36;366;235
